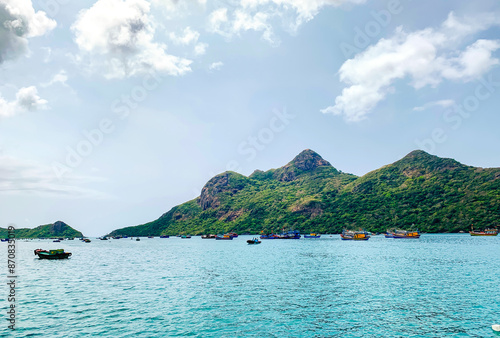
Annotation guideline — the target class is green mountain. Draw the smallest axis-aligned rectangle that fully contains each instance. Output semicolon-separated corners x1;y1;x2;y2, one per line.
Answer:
0;221;83;239
108;149;500;236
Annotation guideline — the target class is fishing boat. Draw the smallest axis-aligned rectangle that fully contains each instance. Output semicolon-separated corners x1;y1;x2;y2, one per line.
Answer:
470;228;498;236
215;234;233;240
34;249;72;259
82;238;91;243
247;238;261;245
260;233;279;239
201;234;216;239
389;229;420;239
181;235;192;239
228;232;238;238
304;233;321;238
160;235;169;238
340;229;370;241
277;230;301;239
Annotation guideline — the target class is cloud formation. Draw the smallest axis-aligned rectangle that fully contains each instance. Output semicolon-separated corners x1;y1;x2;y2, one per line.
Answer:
72;0;192;79
0;156;108;198
0;86;48;117
322;12;500;122
207;0;365;44
0;0;56;63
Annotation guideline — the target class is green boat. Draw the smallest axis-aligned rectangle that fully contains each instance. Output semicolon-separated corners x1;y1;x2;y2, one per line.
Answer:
34;249;72;259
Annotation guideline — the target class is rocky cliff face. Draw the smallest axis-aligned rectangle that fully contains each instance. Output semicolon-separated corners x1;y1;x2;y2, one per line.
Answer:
199;172;248;210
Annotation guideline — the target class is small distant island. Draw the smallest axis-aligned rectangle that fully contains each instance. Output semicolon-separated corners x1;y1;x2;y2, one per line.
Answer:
107;149;500;237
0;221;83;239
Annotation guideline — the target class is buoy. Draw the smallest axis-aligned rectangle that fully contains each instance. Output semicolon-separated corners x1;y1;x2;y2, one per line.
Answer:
492;324;500;332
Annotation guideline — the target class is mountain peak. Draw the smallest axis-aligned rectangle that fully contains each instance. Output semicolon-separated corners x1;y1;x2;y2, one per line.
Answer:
287;149;332;171
272;149;334;182
394;150;464;175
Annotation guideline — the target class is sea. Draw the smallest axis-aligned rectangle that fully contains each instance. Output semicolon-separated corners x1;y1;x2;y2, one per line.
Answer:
1;234;500;337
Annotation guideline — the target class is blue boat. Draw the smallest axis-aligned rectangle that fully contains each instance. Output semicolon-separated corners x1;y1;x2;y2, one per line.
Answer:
160;235;169;238
304;233;321;238
260;234;278;239
277;230;301;239
247;238;261;245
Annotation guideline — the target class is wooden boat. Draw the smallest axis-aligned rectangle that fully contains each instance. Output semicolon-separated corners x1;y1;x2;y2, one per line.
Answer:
215;234;233;240
470;229;498;236
260;233;279;239
341;229;370;241
304;233;321;238
385;229;420;238
247;238;261;245
391;230;420;239
34;249;71;259
277;230;301;239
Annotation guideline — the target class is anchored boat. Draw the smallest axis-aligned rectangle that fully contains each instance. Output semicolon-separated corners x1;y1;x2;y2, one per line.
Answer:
341;229;370;241
304;233;321;238
34;249;72;259
470;228;498;236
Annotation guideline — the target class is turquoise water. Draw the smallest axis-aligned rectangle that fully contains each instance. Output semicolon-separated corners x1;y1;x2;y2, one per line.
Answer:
1;234;500;337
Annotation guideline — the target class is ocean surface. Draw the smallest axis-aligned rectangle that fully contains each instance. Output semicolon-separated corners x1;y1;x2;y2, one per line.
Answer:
1;234;500;337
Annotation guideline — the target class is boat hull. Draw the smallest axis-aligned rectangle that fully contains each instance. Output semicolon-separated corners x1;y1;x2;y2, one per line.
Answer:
35;250;71;259
304;235;321;238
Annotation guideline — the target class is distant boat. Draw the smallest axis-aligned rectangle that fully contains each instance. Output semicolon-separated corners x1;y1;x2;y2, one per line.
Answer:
386;229;420;239
247;238;261;245
304;233;321;238
260;233;279;239
53;240;61;242
160;235;169;238
181;235;191;239
276;230;301;239
148;236;154;238
34;249;71;259
201;234;216;239
136;238;140;241
99;237;108;240
82;238;91;243
341;229;370;241
215;234;233;240
470;229;498;236
1;239;9;242
228;232;238;238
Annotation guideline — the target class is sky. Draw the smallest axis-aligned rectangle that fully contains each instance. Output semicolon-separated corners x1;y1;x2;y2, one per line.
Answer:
1;0;499;236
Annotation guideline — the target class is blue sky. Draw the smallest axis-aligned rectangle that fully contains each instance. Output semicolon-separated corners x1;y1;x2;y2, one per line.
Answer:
1;0;499;236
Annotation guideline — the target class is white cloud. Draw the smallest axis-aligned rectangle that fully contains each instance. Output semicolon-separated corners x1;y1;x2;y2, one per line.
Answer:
413;99;455;112
72;0;192;79
0;0;56;63
41;70;68;88
207;0;366;43
0;86;48;117
194;42;208;55
322;12;500;122
0;156;109;198
209;61;223;71
169;26;200;45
